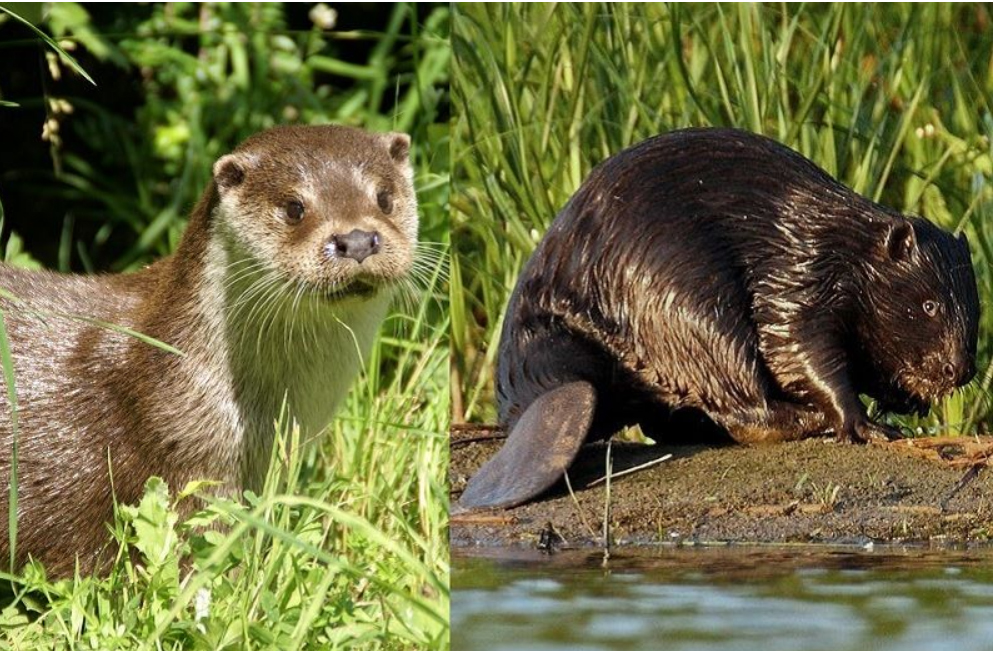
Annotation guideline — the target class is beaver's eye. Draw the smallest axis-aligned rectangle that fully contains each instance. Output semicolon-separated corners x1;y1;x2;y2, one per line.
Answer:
377;189;393;215
922;300;938;317
285;200;305;224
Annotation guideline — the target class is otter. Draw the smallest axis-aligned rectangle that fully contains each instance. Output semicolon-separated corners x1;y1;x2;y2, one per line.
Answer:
460;127;980;510
0;124;418;574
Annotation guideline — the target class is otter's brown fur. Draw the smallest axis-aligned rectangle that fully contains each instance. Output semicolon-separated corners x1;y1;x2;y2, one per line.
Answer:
0;125;417;575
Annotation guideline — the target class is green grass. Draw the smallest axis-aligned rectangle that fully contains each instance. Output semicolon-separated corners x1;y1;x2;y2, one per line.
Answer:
0;326;449;648
0;3;449;649
451;2;993;436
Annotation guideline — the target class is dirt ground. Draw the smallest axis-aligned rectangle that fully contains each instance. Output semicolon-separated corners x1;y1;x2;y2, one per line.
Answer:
451;428;993;549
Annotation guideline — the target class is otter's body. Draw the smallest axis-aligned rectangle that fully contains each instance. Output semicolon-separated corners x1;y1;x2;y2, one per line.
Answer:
461;127;979;510
0;125;417;574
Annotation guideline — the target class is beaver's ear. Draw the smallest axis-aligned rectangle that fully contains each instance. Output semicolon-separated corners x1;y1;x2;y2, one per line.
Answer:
956;230;970;251
384;132;411;165
882;219;916;262
213;154;246;191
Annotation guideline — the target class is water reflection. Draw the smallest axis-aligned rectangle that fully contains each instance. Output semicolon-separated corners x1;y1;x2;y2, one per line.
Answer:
452;546;992;651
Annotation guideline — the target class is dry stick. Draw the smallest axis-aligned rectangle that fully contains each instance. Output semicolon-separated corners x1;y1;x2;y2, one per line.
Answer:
602;441;613;565
587;453;673;487
449;423;504;433
563;471;597;539
941;464;983;511
450;423;507;448
450;434;508;448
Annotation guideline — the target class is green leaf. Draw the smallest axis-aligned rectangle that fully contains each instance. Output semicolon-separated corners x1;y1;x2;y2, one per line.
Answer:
177;479;221;502
0;5;95;85
2;231;42;270
121;477;178;569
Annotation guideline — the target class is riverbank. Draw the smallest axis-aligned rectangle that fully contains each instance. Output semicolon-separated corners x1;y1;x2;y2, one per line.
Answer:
451;430;992;549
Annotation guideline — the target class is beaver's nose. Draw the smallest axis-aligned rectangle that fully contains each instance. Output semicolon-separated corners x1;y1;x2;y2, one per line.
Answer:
956;359;976;386
326;229;381;263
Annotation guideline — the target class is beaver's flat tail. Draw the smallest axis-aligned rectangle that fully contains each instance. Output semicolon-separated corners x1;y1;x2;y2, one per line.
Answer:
458;381;596;510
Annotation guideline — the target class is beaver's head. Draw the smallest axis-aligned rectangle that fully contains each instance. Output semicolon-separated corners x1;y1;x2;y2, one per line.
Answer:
855;215;979;414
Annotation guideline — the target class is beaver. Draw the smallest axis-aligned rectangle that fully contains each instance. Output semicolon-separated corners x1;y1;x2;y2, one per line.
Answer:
0;124;418;574
459;127;980;510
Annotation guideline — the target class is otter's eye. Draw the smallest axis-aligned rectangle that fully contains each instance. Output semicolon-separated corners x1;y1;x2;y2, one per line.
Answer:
377;189;393;215
285;200;305;224
922;300;939;317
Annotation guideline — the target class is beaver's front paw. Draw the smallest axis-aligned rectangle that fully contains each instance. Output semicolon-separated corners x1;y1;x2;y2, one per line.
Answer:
837;419;902;444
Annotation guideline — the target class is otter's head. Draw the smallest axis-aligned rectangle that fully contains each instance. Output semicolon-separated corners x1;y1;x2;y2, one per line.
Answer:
855;215;979;414
210;124;417;301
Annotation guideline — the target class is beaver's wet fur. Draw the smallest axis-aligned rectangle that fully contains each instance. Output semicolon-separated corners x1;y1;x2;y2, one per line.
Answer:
497;128;979;449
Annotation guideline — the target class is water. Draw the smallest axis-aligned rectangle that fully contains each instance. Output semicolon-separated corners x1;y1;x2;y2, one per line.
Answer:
452;546;992;651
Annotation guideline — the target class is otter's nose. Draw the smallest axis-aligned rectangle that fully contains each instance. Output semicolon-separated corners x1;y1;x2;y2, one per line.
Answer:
326;229;381;264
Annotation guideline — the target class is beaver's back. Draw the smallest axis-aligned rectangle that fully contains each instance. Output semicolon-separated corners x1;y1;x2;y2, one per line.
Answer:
496;128;880;429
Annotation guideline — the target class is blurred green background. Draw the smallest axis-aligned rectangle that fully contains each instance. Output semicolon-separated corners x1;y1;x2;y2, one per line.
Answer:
0;3;449;648
0;2;448;272
451;2;992;438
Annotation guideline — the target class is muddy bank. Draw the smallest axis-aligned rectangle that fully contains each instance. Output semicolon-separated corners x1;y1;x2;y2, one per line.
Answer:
451;430;992;548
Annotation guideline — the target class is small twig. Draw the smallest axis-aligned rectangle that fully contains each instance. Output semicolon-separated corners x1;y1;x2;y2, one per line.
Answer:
450;423;507;447
940;463;983;511
450;423;503;433
602;441;613;565
563;470;597;539
450;434;508;448
588;453;673;487
449;511;517;526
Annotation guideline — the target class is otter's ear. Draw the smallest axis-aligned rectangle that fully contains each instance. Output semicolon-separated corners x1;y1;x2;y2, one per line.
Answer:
213;154;245;191
883;220;916;262
385;132;411;165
